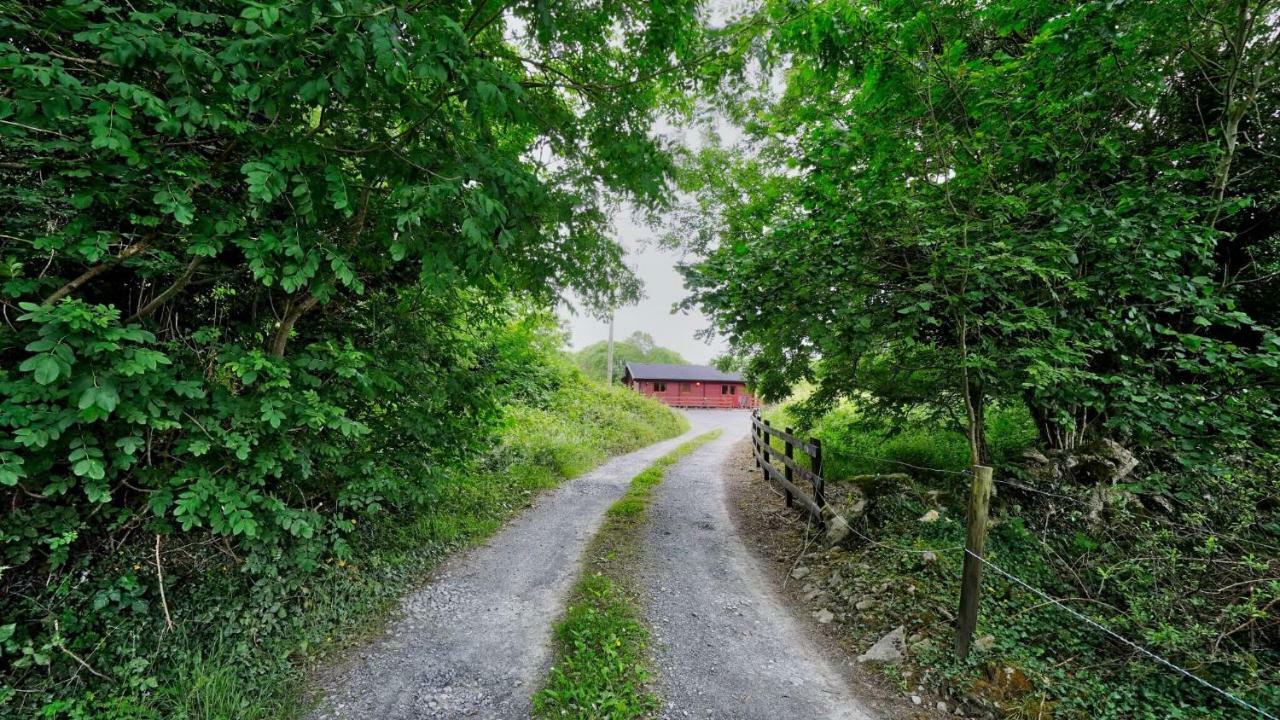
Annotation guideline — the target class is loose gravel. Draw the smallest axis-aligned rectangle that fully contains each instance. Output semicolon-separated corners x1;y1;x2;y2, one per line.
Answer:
307;414;721;720
310;409;891;720
638;410;879;720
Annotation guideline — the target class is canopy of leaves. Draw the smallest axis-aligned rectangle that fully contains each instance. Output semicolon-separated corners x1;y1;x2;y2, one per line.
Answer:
0;0;710;712
574;331;689;383
677;0;1280;463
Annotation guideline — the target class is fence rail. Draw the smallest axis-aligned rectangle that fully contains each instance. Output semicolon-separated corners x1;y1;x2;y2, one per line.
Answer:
743;412;1276;719
750;410;825;524
664;395;757;409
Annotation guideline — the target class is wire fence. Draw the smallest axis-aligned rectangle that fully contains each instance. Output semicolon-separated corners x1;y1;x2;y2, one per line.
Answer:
748;414;1278;719
970;550;1278;720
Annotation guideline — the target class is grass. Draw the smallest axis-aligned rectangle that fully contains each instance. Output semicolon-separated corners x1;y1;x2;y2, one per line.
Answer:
533;430;722;720
760;393;1279;720
17;375;690;720
765;398;1036;482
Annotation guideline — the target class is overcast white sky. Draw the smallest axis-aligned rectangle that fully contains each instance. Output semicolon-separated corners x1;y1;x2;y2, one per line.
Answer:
556;1;755;365
559;219;721;364
559;123;739;365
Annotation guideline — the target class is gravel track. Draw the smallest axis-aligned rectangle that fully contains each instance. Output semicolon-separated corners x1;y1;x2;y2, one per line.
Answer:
310;409;882;719
640;410;879;720
308;415;722;720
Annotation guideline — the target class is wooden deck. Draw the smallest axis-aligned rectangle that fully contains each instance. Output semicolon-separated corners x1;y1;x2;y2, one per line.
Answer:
650;395;759;409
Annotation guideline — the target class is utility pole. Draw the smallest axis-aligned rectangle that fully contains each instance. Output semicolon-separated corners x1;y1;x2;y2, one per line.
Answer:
605;313;615;385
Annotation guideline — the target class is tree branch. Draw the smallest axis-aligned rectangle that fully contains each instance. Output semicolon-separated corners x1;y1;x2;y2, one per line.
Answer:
267;294;319;357
42;241;150;306
126;255;204;323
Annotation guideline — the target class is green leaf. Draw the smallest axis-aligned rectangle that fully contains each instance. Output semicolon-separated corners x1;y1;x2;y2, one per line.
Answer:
0;453;25;486
30;355;61;385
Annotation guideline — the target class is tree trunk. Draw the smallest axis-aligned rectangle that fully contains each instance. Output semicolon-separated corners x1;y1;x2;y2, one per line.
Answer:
43;241;150;305
963;377;990;466
267;295;318;358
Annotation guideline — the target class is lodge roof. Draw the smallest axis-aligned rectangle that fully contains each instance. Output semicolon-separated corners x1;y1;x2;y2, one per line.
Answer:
623;362;745;383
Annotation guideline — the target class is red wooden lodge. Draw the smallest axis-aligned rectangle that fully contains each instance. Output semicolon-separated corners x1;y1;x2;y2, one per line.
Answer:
622;363;759;409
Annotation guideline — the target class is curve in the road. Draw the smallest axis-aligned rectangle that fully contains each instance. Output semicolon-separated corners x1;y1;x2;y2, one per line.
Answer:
309;409;879;720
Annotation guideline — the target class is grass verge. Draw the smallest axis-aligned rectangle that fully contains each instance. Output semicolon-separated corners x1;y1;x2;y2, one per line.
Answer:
6;375;688;720
533;430;722;720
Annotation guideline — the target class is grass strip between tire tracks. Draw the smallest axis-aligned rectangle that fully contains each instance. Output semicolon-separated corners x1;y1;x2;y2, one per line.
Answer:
533;429;723;720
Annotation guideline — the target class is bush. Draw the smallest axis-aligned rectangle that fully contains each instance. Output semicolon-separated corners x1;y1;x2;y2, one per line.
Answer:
769;398;1036;481
0;310;687;720
768;395;1278;719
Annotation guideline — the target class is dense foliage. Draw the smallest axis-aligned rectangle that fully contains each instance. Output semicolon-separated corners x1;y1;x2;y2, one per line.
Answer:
768;396;1278;719
680;0;1280;717
573;330;689;383
0;0;707;715
679;0;1280;463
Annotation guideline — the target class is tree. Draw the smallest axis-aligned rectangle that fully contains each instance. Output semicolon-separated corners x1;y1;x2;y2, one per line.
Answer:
677;0;1280;465
574;331;689;383
0;0;709;701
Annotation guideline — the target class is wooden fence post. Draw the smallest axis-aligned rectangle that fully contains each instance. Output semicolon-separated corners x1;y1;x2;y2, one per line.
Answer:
761;419;772;486
810;438;825;508
956;464;994;659
783;427;795;508
752;412;760;468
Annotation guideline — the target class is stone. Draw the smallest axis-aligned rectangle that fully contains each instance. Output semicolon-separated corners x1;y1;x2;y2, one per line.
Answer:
974;634;996;652
823;520;851;547
918;509;940;523
921;550;938;564
911;696;922;706
791;566;811;580
910;638;937;656
814;608;835;624
857;625;906;665
855;598;876;611
936;701;948;713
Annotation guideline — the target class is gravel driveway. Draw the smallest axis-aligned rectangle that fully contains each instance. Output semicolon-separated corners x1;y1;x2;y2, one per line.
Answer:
640;410;879;720
308;414;721;720
309;409;879;720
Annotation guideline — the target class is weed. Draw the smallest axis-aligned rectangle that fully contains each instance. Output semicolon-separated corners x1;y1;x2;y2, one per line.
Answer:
534;430;721;719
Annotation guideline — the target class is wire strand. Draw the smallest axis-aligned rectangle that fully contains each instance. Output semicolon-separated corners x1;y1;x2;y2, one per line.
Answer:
836;451;971;476
992;478;1280;554
839;518;965;556
968;550;1278;720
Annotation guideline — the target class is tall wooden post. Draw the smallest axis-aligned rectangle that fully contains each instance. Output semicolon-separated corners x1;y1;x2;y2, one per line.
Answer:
956;465;994;659
752;412;761;468
757;415;768;481
783;427;795;508
811;438;825;507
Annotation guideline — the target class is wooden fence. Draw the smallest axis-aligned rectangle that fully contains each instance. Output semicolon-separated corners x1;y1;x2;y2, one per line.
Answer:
749;409;996;661
665;395;759;409
750;410;826;524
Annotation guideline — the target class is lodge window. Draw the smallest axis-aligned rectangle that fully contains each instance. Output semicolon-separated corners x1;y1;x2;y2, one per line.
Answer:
721;384;730;395
653;381;666;392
